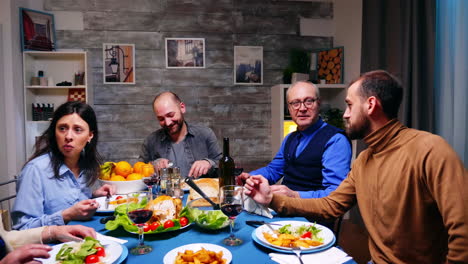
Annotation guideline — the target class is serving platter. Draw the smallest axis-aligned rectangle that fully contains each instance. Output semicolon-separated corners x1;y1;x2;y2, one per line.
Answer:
127;222;192;235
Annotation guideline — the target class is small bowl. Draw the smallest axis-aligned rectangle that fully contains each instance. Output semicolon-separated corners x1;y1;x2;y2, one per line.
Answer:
98;179;147;194
186;198;229;230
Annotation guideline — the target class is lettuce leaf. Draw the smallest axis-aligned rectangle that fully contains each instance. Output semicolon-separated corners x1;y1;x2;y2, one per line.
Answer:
277;223;323;242
182;207;229;230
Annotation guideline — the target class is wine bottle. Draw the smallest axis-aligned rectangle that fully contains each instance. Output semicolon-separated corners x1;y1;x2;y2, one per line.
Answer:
219;137;235;188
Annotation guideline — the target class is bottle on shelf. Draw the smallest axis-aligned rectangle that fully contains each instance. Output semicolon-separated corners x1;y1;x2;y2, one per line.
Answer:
219;137;236;189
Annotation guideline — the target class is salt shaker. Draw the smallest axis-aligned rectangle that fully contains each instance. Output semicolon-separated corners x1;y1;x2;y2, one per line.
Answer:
159;168;168;193
171;167;183;199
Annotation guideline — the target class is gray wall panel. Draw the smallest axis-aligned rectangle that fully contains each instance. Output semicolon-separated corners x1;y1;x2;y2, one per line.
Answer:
46;0;333;170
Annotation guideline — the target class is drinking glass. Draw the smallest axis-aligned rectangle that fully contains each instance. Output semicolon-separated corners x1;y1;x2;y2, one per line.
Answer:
219;185;244;246
126;191;153;255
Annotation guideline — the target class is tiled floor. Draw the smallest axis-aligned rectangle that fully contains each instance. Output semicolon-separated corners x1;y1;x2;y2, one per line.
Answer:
338;219;371;264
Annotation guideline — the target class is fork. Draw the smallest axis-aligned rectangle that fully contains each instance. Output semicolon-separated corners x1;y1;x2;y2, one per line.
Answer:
104;193;111;209
292;246;304;264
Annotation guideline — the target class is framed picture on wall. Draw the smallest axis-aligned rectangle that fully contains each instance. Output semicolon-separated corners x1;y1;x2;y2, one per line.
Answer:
166;38;205;68
103;43;135;84
19;8;56;51
310;46;344;84
234;46;263;85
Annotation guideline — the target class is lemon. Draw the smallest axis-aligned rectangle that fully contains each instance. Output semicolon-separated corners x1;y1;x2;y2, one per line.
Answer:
109;175;126;181
126;173;143;181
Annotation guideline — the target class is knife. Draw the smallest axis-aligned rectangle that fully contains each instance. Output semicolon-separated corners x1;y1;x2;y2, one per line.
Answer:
184;177;220;210
245;220;281;231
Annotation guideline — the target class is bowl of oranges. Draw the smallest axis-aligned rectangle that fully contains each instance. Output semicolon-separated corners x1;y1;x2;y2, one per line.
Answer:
98;161;154;194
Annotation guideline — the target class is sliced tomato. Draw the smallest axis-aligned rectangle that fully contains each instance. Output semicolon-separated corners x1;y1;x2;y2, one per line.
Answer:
300;231;312;238
85;254;99;264
149;222;160;231
143;223;151;232
95;246;105;257
163;220;174;229
115;196;123;200
179;216;189;227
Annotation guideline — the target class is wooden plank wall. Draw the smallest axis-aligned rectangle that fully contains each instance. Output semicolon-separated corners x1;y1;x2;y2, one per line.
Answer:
44;0;333;171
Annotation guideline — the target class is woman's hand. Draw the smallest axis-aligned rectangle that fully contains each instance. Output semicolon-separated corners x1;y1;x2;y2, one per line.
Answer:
53;225;97;242
0;244;52;264
93;184;116;197
244;175;273;206
62;199;98;223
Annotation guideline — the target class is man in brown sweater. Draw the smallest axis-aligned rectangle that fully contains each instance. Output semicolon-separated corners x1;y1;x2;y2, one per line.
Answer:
245;70;468;264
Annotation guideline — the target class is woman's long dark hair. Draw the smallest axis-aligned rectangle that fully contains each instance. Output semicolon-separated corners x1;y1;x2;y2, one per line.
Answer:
28;101;102;186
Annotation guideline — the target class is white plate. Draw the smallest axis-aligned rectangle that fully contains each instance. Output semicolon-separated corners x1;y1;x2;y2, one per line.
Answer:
95;195;124;213
254;220;335;251
163;243;232;264
38;240;123;264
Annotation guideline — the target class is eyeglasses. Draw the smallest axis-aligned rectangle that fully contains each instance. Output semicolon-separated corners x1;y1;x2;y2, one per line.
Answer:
288;98;318;109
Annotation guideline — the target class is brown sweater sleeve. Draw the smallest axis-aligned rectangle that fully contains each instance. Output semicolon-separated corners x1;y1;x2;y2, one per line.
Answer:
270;170;358;220
423;136;468;263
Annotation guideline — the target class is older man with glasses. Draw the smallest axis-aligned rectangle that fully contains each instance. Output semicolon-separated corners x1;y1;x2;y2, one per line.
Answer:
239;81;352;199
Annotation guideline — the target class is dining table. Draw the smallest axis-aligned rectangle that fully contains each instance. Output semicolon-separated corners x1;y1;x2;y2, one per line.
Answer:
71;193;358;264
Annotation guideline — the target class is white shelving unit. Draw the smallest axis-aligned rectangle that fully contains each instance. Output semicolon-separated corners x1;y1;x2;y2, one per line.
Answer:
271;83;348;158
23;51;88;158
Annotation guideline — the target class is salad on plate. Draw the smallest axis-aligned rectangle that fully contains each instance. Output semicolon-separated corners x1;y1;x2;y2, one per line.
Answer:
263;223;324;248
38;237;123;264
254;220;337;251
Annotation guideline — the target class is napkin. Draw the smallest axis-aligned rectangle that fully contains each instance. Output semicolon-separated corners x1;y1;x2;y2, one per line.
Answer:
243;195;273;218
97;233;128;244
269;247;352;264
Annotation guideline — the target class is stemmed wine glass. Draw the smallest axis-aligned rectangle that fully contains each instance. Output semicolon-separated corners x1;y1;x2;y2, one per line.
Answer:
126;191;153;255
142;164;158;200
219;185;244;246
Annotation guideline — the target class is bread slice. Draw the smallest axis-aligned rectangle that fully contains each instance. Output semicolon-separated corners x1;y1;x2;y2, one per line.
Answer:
187;178;219;207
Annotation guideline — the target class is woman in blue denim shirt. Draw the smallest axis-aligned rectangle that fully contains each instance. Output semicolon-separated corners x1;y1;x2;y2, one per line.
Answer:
12;101;115;230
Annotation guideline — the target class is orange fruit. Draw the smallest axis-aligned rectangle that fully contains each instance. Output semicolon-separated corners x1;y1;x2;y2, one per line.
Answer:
133;161;146;173
127;173;143;181
114;161;133;177
141;164;155;177
109;175;126;181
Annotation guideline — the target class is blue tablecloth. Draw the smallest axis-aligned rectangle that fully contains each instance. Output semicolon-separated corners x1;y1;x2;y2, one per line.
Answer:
71;197;357;264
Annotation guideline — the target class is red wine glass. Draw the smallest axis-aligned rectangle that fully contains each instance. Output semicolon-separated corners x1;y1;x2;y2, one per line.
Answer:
126;191;153;255
219;185;244;246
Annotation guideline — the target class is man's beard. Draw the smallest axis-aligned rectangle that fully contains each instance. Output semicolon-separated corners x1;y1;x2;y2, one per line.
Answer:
163;118;184;135
345;113;370;140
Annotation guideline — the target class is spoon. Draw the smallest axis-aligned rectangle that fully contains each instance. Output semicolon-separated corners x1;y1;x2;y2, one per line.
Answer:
184;177;220;210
